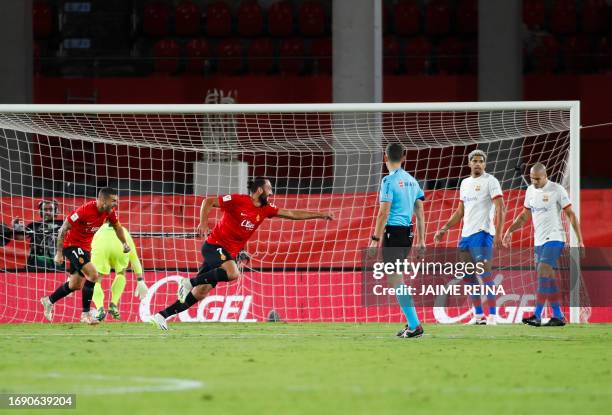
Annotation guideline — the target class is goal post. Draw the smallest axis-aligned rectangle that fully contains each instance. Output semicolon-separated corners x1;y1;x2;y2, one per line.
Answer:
0;101;584;324
569;101;582;324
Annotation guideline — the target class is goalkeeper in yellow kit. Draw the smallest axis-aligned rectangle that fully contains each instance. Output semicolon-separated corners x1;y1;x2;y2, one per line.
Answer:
91;223;148;321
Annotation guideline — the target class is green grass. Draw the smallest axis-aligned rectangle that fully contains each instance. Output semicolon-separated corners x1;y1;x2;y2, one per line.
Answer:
1;323;611;415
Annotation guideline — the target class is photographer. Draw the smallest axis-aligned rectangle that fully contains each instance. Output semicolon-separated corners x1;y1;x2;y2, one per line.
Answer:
12;200;65;272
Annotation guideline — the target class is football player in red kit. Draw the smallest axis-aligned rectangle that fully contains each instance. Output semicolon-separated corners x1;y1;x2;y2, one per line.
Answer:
40;188;130;325
152;177;334;329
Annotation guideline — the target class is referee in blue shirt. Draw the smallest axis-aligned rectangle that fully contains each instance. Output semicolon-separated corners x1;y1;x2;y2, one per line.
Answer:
369;143;426;338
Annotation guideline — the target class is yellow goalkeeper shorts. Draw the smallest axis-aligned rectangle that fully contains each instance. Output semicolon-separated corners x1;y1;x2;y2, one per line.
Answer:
91;246;129;276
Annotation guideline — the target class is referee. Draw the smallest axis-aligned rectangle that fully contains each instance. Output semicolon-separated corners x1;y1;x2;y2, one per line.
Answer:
369;143;426;338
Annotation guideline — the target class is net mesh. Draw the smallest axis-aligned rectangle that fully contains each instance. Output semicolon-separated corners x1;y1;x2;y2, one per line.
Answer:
0;106;585;323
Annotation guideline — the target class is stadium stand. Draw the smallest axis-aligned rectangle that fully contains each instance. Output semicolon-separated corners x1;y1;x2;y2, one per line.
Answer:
31;0;611;77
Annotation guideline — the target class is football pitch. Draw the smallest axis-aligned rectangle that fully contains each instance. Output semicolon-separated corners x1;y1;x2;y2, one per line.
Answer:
1;323;611;415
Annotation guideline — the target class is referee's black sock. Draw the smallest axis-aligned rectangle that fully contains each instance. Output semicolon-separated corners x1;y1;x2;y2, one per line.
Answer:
159;292;198;318
190;268;229;287
82;279;95;313
49;282;74;304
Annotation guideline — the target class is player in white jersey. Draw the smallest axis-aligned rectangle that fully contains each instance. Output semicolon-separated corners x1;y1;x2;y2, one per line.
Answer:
434;150;506;325
503;163;584;327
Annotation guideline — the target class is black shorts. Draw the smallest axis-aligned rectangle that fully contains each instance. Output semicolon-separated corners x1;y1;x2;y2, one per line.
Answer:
382;225;413;264
63;246;91;276
200;242;234;272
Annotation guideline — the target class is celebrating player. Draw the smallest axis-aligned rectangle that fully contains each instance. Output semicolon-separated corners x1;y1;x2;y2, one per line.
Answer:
434;150;506;325
91;223;148;321
369;143;426;338
503;163;584;327
40;188;130;325
151;177;334;330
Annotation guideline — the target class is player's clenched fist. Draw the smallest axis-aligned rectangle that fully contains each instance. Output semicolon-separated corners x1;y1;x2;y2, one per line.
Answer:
198;222;210;237
322;212;335;221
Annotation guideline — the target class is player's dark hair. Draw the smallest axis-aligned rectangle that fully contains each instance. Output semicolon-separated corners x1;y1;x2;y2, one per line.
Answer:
247;177;268;194
98;187;117;198
386;143;405;163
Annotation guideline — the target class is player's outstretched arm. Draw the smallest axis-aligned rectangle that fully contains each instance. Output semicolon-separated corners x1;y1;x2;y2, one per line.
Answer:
563;206;585;248
503;208;531;247
54;219;71;264
276;208;334;221
434;204;464;244
199;197;219;236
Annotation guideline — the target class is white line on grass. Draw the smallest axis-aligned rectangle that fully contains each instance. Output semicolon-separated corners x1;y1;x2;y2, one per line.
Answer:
33;372;204;395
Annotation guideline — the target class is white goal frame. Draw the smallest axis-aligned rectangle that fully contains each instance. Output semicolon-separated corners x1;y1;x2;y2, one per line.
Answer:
0;101;582;323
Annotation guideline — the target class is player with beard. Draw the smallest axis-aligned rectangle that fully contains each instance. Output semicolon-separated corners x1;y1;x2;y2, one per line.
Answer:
151;177;335;330
40;188;131;325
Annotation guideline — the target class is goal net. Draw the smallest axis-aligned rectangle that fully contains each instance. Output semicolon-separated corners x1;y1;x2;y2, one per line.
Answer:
0;102;586;324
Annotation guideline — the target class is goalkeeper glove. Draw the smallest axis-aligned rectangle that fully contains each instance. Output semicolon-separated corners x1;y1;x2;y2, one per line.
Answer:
134;277;148;299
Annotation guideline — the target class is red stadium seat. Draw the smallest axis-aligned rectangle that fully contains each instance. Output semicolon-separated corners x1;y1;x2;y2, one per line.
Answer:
562;35;592;73
143;2;171;37
437;36;465;74
237;0;264;37
595;37;612;73
311;37;331;74
425;0;450;36
531;35;559;73
456;0;477;35
394;0;420;36
33;1;53;39
247;38;274;74
550;0;577;35
405;36;432;74
185;38;211;74
175;0;201;36
298;1;325;37
268;0;294;37
523;0;546;30
216;38;243;75
383;36;401;74
206;1;232;37
153;38;180;73
582;0;609;34
279;38;306;74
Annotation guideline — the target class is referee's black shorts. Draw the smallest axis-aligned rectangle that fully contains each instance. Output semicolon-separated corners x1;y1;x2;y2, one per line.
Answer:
382;225;414;264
